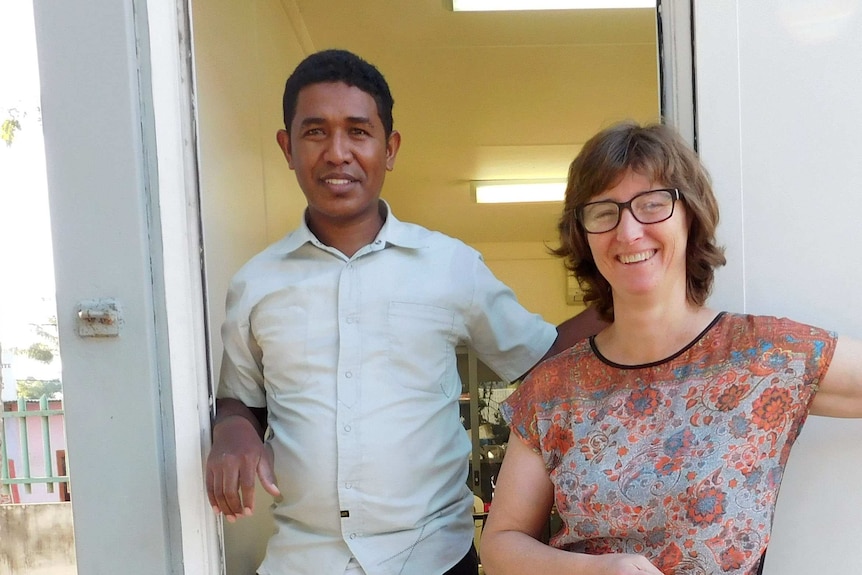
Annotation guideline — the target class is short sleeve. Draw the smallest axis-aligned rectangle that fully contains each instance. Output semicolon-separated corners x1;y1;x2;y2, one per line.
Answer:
216;274;267;408
463;250;556;381
500;374;543;453
498;346;586;463
756;316;838;403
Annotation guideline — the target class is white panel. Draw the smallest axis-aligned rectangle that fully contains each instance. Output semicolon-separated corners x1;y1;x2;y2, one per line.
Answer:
695;1;862;573
32;0;175;572
693;0;746;313
737;1;862;330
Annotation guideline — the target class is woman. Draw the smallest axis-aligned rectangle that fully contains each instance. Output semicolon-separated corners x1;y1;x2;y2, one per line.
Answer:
479;121;862;575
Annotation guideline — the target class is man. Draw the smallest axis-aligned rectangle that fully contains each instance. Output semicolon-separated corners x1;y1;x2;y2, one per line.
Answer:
206;49;578;575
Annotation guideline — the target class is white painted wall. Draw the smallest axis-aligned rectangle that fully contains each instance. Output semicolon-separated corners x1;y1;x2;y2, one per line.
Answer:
695;2;862;572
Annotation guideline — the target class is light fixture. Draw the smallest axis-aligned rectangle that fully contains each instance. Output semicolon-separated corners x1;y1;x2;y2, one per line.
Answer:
452;0;655;11
472;180;567;204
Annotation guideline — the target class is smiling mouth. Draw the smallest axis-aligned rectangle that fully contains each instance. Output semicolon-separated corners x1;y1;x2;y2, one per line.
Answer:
323;177;356;186
618;250;656;264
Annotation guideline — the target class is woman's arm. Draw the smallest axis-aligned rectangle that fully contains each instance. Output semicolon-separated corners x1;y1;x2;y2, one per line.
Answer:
809;336;862;417
480;436;663;575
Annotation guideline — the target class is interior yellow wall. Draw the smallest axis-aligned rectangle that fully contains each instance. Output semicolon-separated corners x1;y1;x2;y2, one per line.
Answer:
194;0;307;343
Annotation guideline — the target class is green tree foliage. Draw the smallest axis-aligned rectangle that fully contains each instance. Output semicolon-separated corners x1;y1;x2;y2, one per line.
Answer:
20;341;54;363
17;377;62;400
1;108;22;146
13;317;59;364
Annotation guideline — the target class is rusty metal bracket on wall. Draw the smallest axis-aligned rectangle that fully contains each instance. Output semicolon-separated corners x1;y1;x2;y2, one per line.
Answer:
76;298;122;337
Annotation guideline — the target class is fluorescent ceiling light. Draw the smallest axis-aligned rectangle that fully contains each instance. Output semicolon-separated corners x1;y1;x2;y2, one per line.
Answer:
473;180;567;204
452;0;655;11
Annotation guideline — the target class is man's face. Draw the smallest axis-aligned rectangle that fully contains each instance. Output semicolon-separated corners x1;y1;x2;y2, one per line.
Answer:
277;81;400;225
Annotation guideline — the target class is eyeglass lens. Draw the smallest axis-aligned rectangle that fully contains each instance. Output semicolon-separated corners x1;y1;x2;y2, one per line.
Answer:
580;189;677;234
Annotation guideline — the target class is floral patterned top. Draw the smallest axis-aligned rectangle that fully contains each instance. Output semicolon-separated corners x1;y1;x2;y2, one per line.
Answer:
502;313;837;575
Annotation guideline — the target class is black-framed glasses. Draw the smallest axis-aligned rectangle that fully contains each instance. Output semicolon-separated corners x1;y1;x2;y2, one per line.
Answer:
578;188;682;234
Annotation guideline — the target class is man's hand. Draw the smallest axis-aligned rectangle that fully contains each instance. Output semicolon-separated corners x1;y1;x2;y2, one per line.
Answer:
206;409;280;522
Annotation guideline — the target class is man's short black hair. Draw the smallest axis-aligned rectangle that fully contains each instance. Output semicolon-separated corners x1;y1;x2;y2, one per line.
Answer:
282;49;395;136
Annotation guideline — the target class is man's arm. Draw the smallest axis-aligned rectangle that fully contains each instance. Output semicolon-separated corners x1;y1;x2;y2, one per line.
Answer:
213;397;267;439
206;398;280;522
548;305;609;357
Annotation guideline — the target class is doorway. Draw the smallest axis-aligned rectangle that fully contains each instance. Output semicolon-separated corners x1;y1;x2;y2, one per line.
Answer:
190;2;676;572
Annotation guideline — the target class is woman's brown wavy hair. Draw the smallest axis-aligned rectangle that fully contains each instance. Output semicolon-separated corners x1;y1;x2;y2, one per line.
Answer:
553;121;726;322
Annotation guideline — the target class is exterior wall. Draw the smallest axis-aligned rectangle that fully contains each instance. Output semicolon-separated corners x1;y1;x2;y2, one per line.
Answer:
1;356;15;403
0;503;76;575
695;2;862;572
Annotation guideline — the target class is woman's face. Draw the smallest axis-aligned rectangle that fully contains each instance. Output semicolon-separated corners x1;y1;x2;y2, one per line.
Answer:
585;169;690;306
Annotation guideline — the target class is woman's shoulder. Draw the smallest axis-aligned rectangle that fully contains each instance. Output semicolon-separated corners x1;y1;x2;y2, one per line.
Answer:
709;313;837;366
503;341;598;426
535;338;596;373
512;340;601;401
718;312;834;339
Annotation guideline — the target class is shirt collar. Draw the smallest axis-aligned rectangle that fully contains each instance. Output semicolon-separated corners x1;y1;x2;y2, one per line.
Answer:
274;199;427;257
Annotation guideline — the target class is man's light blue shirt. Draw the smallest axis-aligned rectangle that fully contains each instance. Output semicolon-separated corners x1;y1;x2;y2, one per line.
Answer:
218;202;556;575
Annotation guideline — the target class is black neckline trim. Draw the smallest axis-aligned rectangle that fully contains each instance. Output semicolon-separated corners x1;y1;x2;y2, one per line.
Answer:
589;311;727;370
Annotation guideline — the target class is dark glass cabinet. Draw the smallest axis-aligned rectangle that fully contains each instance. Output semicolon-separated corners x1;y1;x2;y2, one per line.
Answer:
456;346;514;506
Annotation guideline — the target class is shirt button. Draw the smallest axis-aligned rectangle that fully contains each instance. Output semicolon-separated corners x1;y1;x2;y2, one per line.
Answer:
344;425;352;432
349;533;357;540
345;482;352;489
345;371;352;378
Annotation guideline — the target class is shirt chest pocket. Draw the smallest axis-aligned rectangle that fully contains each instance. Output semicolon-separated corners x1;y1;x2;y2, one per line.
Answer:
250;303;308;385
387;301;456;395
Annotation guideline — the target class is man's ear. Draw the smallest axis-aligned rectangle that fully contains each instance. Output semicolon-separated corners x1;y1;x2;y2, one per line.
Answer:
276;129;294;169
385;130;401;171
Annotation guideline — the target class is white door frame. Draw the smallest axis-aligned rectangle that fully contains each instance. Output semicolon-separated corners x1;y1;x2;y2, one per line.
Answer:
659;0;696;148
143;0;223;570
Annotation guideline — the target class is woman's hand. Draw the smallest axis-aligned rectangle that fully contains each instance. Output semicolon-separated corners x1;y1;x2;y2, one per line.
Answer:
580;553;665;575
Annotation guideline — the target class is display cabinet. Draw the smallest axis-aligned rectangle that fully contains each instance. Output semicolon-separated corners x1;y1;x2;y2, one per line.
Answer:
456;346;515;506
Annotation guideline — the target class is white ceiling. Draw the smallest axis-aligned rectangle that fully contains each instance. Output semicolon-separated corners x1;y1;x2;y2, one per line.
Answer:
288;1;660;244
